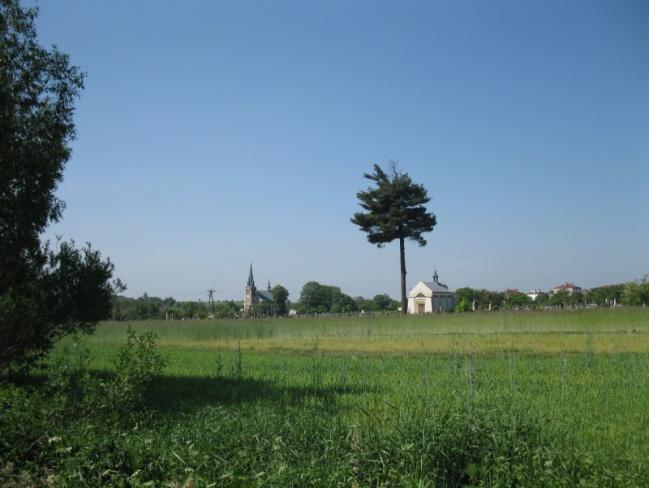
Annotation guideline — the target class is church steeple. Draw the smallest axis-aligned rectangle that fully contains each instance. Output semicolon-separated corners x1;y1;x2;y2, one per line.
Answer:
247;264;255;288
433;268;439;283
267;279;272;292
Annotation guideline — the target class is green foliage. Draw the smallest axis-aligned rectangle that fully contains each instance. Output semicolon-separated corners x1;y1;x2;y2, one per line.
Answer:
588;284;624;305
105;327;168;413
505;290;531;309
354;296;376;312
550;290;569;307
0;329;166;484
298;281;342;313
352;162;436;313
351;162;436;247
621;278;649;307
455;287;506;311
111;294;241;320
456;297;471;312
0;1;118;370
252;300;273;317
331;293;358;313
271;284;289;315
298;282;398;314
372;293;399;311
535;291;550;306
3;336;649;485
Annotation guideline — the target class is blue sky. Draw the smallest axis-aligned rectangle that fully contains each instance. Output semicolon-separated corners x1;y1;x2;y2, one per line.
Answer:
35;0;649;301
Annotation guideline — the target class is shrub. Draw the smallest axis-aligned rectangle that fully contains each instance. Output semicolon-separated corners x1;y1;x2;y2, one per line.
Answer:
0;329;166;484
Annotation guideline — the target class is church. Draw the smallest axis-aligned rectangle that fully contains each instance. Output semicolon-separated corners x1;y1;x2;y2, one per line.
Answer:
243;264;273;314
407;270;456;314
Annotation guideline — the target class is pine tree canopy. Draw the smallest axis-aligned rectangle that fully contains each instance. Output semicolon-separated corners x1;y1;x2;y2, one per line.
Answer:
351;163;436;247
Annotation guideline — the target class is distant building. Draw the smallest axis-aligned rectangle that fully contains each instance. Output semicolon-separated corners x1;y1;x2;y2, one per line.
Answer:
551;282;583;295
407;270;456;314
243;264;273;314
527;289;543;301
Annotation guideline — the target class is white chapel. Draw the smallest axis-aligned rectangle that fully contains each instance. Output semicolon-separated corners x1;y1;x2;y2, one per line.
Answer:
407;270;456;314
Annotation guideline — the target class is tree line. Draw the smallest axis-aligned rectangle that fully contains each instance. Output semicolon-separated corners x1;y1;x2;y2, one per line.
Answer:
456;279;649;312
112;278;649;321
110;281;401;320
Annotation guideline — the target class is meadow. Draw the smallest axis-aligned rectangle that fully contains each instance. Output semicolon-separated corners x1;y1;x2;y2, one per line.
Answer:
3;308;649;486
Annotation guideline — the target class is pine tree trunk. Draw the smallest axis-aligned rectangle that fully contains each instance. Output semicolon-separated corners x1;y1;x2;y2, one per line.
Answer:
400;237;407;314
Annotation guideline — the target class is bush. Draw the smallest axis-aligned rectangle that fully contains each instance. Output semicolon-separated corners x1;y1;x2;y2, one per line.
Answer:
0;329;166;485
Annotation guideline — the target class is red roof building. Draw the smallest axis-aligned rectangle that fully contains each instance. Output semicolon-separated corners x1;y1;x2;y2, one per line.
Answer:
551;282;583;295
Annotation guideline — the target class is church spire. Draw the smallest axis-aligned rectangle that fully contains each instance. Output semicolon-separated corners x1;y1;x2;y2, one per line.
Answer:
247;263;255;288
267;279;272;292
433;268;439;283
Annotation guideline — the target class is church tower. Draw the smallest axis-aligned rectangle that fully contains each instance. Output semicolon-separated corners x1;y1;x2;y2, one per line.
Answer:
244;264;259;313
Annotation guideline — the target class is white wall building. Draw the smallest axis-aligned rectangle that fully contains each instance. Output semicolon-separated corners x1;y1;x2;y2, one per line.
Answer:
407;270;456;314
551;282;583;295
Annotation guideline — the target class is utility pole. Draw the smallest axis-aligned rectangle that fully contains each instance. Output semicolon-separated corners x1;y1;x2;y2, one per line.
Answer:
207;282;217;317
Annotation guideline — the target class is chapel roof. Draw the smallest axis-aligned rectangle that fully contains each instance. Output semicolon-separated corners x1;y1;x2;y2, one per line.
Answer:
422;281;452;293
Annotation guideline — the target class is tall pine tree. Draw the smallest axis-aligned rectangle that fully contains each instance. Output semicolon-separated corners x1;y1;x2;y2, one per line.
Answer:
351;163;436;314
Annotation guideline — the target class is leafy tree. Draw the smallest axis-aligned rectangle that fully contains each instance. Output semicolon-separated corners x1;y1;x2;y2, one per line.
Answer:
299;281;341;313
354;296;376;313
372;294;392;311
505;291;531;309
534;292;550;307
352;163;436;314
621;278;649;306
253;301;273;316
549;290;569;308
567;291;585;307
0;2;120;370
213;300;239;318
587;284;624;306
456;288;476;310
455;298;471;313
332;293;358;313
271;284;289;316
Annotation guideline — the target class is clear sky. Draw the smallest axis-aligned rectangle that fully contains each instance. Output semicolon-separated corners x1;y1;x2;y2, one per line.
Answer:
35;0;649;301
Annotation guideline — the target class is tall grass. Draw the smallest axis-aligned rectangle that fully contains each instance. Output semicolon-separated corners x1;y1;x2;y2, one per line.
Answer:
2;308;649;485
86;308;649;355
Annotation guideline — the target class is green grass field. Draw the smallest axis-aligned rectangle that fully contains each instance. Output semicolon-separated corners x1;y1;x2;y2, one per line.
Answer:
90;308;649;356
5;308;649;486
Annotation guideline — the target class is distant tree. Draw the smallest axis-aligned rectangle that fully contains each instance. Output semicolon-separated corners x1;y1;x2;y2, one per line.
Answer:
456;288;476;310
455;298;471;313
505;291;531;309
488;291;506;311
567;291;585;307
253;301;273;317
587;284;624;306
550;290;569;308
0;2;121;370
271;284;289;316
299;281;342;313
621;278;649;307
372;294;392;311
331;293;358;313
534;292;550;307
214;300;239;319
351;163;436;314
354;296;376;313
